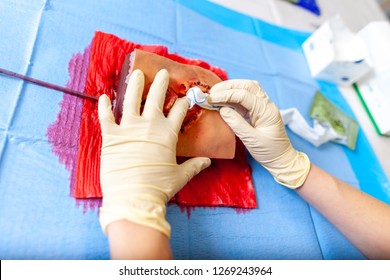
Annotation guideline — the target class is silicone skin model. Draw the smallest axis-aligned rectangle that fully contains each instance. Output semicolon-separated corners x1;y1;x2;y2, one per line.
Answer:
114;49;236;159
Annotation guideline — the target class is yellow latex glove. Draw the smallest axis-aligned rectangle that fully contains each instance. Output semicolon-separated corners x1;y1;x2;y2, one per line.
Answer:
209;80;310;189
98;69;211;237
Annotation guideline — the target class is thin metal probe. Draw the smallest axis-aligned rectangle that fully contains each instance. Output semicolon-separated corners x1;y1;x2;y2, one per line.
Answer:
0;67;98;101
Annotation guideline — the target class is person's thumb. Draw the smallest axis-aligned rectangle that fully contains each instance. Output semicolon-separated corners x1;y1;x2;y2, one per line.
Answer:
180;157;211;183
219;107;254;142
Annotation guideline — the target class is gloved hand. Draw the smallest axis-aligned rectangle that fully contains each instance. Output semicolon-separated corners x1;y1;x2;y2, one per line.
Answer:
98;69;211;237
209;80;310;189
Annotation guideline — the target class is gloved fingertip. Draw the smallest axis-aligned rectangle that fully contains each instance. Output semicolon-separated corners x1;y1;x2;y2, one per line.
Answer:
154;69;169;83
152;69;170;90
157;68;169;76
198;157;212;170
128;69;145;87
205;92;221;104
98;94;111;113
182;157;211;180
98;93;109;102
98;94;115;124
131;69;144;77
176;95;190;107
205;94;222;104
167;97;189;128
218;106;253;138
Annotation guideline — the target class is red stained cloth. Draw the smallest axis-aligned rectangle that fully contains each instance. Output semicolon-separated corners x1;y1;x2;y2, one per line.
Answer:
74;31;256;208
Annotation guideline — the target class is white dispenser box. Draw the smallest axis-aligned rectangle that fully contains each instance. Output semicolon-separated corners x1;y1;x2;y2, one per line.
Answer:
354;21;390;136
302;16;372;85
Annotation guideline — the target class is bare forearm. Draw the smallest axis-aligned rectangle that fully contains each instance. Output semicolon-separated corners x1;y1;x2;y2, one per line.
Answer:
296;164;390;259
107;220;173;260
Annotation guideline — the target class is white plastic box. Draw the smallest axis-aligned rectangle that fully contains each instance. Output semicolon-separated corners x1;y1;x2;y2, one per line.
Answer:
302;16;372;86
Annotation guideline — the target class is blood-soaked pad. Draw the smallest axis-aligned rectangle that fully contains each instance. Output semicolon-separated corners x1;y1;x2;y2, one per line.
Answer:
73;31;256;208
115;49;235;159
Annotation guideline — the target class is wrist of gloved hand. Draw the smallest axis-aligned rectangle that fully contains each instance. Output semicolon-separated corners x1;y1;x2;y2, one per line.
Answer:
262;147;311;189
99;184;171;237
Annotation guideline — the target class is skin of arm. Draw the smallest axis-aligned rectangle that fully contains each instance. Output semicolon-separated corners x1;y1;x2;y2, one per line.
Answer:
107;220;172;260
296;164;390;260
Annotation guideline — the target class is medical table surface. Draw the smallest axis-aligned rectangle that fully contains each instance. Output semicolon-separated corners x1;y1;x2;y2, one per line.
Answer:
0;0;389;259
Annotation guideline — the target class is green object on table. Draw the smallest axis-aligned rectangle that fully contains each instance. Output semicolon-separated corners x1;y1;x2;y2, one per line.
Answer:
309;91;359;150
